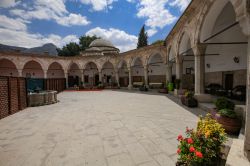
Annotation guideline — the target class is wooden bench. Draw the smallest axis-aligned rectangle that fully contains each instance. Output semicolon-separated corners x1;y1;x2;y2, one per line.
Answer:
133;82;144;88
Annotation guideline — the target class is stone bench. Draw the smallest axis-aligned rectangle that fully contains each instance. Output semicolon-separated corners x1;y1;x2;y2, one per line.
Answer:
133;82;143;88
149;83;163;89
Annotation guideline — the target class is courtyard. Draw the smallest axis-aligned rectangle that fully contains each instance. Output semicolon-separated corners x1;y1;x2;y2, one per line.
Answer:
0;90;206;166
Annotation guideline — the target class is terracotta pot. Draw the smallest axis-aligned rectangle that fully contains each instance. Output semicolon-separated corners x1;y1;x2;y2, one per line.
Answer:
214;113;241;134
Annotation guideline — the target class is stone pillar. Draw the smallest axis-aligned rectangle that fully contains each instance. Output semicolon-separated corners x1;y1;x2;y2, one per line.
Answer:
144;65;149;88
128;68;133;90
176;58;183;80
18;69;22;77
193;45;206;94
115;69;120;87
245;36;250;160
65;73;69;88
166;63;172;83
44;70;47;79
81;70;85;87
99;71;102;83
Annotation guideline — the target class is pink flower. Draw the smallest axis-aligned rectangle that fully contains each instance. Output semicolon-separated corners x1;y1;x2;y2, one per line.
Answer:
177;135;183;141
195;151;203;158
189;146;195;153
187;138;194;144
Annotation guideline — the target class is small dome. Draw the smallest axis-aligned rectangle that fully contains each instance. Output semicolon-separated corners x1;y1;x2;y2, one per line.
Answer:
89;39;116;48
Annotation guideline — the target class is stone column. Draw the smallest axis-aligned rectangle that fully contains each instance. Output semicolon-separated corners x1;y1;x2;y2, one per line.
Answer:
115;69;120;87
144;65;149;88
44;70;48;79
128;68;133;90
166;63;173;83
18;69;22;77
65;72;69;88
245;36;250;160
176;58;183;80
193;45;206;94
81;70;85;87
99;71;102;83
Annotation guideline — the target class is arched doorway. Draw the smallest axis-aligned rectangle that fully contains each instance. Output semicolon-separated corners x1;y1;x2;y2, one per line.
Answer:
47;62;64;78
200;0;247;99
102;61;115;87
84;62;99;88
118;60;129;87
178;32;195;90
0;59;18;77
147;54;165;88
68;63;81;88
131;57;144;87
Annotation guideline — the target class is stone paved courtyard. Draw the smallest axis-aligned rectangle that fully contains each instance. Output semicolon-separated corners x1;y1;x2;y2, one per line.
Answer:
0;90;206;166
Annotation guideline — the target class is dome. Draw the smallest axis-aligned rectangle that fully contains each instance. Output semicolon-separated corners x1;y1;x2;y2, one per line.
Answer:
89;39;116;48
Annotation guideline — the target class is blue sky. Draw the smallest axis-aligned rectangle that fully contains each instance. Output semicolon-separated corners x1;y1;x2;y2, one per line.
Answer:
0;0;190;52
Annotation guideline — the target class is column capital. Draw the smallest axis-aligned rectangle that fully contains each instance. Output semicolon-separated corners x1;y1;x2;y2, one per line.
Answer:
193;44;206;57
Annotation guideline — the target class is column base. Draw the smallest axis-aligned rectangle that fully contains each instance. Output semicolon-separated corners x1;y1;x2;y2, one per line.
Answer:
194;93;213;103
128;85;133;90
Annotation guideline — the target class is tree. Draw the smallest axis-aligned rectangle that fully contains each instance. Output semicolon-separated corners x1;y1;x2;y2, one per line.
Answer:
137;25;148;48
57;42;80;57
57;35;100;57
151;40;165;46
79;35;99;51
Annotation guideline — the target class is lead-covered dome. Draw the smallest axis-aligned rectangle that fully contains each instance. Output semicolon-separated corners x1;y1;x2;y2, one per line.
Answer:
89;39;116;48
84;39;119;56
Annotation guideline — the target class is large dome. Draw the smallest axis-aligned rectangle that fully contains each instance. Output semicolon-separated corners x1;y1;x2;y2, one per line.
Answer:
84;39;119;55
89;39;116;48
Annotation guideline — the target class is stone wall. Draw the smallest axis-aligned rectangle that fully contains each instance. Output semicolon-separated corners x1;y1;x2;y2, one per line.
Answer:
0;77;27;119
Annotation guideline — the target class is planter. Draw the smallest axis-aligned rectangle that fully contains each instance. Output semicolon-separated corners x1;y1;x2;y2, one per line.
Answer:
181;96;198;108
158;88;168;94
176;158;226;166
213;113;241;135
168;83;174;91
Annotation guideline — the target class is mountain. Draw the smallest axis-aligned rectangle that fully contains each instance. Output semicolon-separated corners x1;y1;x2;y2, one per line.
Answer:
0;43;58;56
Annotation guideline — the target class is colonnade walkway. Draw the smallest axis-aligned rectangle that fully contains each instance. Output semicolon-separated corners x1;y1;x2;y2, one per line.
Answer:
0;90;209;166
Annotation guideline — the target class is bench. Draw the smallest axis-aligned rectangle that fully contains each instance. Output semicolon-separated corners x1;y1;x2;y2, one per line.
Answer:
149;83;163;89
133;82;144;88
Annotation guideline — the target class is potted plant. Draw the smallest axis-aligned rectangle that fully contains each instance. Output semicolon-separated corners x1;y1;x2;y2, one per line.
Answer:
168;82;174;92
158;83;168;94
181;91;198;108
139;84;148;91
176;114;227;166
212;98;241;134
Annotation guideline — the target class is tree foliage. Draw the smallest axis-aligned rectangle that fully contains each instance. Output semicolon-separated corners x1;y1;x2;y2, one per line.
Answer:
137;25;148;48
57;35;99;57
151;40;165;46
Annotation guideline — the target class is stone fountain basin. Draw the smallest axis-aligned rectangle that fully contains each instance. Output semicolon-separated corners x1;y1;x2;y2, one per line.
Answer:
28;90;58;107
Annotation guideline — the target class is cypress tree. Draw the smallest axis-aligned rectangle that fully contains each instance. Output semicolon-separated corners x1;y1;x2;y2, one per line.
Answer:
137;25;148;48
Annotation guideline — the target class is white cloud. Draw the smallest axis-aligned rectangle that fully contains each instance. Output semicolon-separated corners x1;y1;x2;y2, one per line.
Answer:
86;27;137;52
0;27;79;48
147;28;157;37
10;0;90;26
0;0;17;8
80;0;117;11
170;0;190;11
0;15;27;31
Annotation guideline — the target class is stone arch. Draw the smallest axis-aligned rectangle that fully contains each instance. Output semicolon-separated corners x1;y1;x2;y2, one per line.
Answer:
0;58;19;77
47;62;65;78
22;60;45;78
66;61;82;72
101;61;115;86
83;61;100;87
117;60;129;87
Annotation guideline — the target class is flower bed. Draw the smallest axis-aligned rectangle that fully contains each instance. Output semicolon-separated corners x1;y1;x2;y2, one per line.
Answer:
176;114;227;166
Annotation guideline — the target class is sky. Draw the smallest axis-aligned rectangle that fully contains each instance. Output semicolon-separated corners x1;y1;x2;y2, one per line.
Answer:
0;0;191;52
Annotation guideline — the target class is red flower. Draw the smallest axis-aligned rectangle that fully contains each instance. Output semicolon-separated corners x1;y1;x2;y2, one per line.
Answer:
187;138;193;144
189;146;195;153
177;148;181;154
195;151;203;158
177;135;183;141
186;127;190;132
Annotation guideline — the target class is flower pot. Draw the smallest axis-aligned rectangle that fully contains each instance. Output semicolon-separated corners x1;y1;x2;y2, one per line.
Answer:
158;88;168;94
181;96;198;108
214;113;241;134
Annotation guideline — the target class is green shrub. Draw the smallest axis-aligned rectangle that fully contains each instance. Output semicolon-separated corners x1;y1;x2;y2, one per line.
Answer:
218;109;237;119
215;97;235;110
